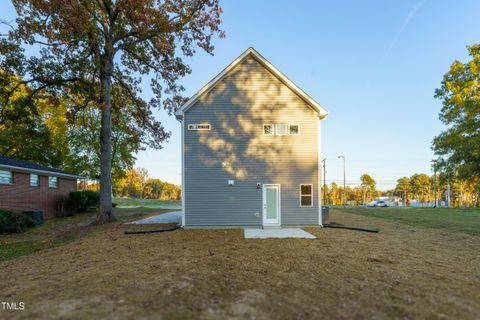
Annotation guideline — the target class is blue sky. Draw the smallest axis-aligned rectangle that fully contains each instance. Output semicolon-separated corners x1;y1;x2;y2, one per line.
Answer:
3;1;480;190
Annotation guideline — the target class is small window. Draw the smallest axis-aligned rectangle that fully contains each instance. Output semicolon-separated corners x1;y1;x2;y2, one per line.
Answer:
263;124;274;135
48;176;58;189
300;184;313;207
0;170;13;184
275;124;287;135
289;124;299;135
188;123;211;131
30;174;39;187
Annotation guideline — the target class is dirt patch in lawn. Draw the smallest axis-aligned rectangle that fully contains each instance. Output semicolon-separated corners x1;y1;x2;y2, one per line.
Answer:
1;210;480;319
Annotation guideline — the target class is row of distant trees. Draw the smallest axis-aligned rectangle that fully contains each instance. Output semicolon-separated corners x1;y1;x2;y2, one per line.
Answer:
322;174;379;206
394;175;479;207
112;168;181;201
322;173;479;207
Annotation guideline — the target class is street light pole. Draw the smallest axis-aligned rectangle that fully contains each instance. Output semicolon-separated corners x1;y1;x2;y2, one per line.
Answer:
338;155;346;207
322;158;327;206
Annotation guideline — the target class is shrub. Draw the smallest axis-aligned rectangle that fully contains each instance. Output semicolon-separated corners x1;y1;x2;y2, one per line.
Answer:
84;191;100;211
66;191;100;214
0;209;36;234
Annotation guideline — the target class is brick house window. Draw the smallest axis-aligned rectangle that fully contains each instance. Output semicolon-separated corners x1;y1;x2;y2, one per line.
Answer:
48;176;58;188
0;170;13;184
30;174;39;187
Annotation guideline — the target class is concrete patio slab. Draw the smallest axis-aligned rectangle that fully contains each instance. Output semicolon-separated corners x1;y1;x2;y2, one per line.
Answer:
128;211;182;225
244;228;316;239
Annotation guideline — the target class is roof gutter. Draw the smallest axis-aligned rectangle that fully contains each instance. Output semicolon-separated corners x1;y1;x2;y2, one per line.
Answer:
0;164;87;180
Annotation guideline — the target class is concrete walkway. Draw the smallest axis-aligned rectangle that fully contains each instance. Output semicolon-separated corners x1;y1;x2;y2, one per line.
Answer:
244;228;316;239
128;211;182;225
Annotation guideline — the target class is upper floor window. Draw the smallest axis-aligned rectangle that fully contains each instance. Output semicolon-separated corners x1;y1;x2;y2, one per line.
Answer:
300;184;313;207
263;123;300;136
48;176;58;189
188;123;211;131
275;124;288;135
30;174;39;187
263;124;274;135
289;124;299;135
0;170;12;184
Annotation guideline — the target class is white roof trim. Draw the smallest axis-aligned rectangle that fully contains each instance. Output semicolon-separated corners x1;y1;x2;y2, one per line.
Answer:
175;47;329;119
0;164;86;180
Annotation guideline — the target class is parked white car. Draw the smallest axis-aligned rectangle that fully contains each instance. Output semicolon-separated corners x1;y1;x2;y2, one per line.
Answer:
374;200;388;207
367;200;389;207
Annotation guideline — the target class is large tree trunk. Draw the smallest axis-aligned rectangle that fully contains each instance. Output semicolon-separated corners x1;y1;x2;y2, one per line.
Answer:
97;53;115;223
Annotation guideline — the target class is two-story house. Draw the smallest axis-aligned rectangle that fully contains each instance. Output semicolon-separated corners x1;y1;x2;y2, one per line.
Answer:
175;48;328;227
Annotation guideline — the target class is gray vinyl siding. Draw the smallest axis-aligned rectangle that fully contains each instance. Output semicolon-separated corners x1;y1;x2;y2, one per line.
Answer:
184;56;319;226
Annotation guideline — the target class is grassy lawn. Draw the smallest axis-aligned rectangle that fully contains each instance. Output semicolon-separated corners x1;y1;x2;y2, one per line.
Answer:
1;209;479;319
0;207;171;262
114;197;181;207
336;207;480;236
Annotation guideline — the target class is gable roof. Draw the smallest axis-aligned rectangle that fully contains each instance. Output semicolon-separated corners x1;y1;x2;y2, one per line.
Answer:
175;47;329;120
0;155;86;179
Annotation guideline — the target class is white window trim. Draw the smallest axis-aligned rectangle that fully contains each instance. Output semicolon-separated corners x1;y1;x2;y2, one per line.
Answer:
30;174;39;187
187;123;211;131
0;170;13;185
263;123;274;136
48;176;58;189
299;184;313;207
275;123;288;136
288;124;300;135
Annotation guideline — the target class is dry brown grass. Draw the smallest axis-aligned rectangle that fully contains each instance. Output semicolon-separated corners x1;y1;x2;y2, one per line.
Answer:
1;209;480;319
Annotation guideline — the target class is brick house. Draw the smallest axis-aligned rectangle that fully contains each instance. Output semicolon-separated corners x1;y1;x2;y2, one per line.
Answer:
0;156;86;219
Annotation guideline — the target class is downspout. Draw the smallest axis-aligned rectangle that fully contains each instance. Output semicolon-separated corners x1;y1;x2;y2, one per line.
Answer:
318;118;323;226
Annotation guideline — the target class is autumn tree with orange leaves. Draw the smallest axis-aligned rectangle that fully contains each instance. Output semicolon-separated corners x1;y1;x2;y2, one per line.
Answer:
1;0;224;223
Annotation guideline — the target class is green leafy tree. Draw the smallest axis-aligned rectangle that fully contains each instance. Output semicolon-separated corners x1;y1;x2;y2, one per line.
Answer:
433;44;480;180
350;186;364;206
410;173;432;203
1;74;144;183
65;87;147;181
328;182;339;206
114;169;180;200
360;174;376;204
2;0;224;223
395;177;411;206
0;73;67;166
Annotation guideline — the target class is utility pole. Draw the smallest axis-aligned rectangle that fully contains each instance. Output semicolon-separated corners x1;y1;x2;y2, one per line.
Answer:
338;155;346;207
322;158;327;206
432;159;437;208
